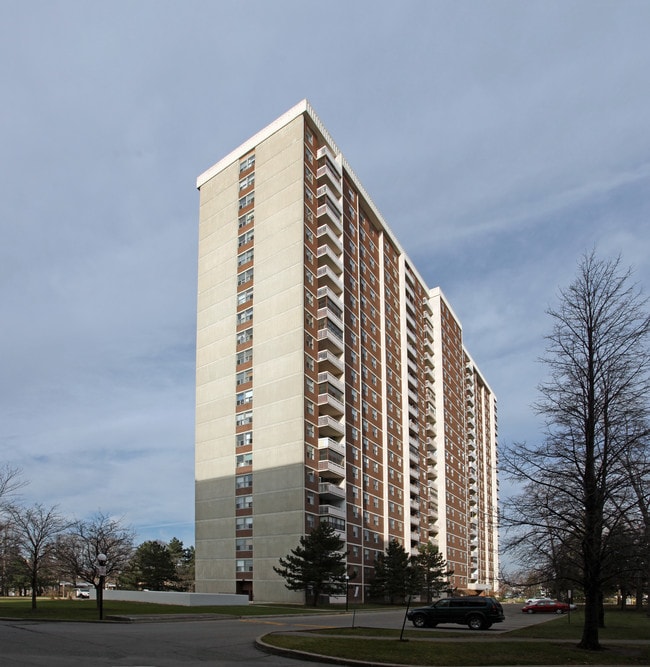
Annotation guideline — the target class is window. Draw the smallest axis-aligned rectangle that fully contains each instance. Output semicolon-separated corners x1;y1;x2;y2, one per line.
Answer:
236;473;252;488
236;538;253;551
236;350;252;366
236;390;253;405
239;173;255;190
237;268;254;286
236;559;253;572
235;370;253;385
236;452;253;467
237;307;253;325
238;211;254;228
236;431;253;447
238;229;254;247
235;494;253;509
238;249;254;266
239;154;255;172
237;288;253;306
236;411;253;427
238;192;254;209
235;517;253;530
237;328;253;345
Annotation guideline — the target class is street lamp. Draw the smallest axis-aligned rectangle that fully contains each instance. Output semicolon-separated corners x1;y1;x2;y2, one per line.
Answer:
96;553;107;621
344;575;350;612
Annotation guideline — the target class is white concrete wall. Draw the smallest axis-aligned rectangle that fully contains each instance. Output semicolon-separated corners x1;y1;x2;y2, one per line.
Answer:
102;590;248;606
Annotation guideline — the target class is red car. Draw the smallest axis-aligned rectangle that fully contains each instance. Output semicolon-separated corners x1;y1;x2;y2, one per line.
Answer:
522;599;570;614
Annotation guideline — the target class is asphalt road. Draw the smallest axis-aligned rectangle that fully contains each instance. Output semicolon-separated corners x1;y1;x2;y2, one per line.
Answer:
0;603;557;666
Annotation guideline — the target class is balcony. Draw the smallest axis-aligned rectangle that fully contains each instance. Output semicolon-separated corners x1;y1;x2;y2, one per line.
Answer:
318;436;345;455
316;199;342;235
318;392;345;416
316;223;343;254
318;324;344;355
407;358;417;376
317;244;343;275
409;448;419;466
318;371;344;392
318;414;345;438
406;326;417;345
317;145;340;169
317;285;343;307
317;349;344;375
319;482;346;501
316;161;341;198
318;458;345;480
427;465;437;480
319;503;346;520
317;265;343;295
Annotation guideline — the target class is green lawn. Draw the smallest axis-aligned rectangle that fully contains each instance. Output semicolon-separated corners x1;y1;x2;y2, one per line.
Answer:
261;608;650;666
0;597;316;620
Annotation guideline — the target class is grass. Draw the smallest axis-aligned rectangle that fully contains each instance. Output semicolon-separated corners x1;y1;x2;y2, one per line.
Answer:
506;607;650;641
0;597;317;621
262;634;650;665
261;607;650;666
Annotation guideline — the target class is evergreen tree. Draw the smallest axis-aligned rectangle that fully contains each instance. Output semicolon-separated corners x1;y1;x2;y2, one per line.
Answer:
119;540;177;591
167;537;195;591
414;542;453;602
273;522;347;606
369;539;419;604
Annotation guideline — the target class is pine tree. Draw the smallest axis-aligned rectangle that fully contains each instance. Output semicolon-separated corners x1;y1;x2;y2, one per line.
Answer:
414;542;454;602
369;539;419;604
273;522;347;606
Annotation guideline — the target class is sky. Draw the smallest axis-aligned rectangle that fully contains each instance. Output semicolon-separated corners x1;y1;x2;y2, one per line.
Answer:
2;1;650;554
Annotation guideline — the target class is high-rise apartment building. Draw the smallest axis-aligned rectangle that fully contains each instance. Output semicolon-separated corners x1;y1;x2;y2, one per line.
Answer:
195;100;499;603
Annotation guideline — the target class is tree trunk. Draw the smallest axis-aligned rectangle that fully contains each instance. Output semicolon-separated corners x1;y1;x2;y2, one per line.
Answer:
31;568;37;610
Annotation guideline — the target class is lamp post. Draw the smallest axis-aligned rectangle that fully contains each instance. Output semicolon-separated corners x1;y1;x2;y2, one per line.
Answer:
96;553;107;621
344;575;350;612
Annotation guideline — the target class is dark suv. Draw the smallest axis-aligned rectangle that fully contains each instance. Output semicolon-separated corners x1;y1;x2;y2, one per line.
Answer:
407;596;505;630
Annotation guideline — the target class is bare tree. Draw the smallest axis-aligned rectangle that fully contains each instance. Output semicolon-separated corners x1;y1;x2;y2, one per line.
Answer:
503;251;650;651
0;465;25;507
7;503;69;609
56;512;135;602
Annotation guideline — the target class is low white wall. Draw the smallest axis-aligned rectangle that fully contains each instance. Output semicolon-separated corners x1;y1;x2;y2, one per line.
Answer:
102;590;249;606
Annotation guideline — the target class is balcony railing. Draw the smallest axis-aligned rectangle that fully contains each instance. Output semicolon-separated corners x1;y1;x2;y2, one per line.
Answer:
317;265;343;294
318;415;345;438
317;244;343;275
317;349;344;375
318;436;345;456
